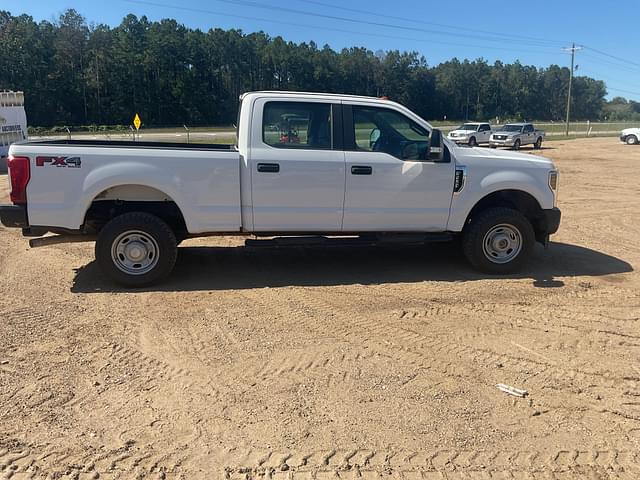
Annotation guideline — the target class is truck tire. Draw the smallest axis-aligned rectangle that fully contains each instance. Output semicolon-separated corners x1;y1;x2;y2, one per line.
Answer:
95;212;178;287
534;137;543;149
468;136;477;147
513;139;521;150
626;135;638;145
462;207;534;274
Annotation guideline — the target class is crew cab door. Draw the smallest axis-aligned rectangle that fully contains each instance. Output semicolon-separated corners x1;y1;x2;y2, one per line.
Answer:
478;123;491;143
523;124;534;144
249;99;346;231
342;104;455;231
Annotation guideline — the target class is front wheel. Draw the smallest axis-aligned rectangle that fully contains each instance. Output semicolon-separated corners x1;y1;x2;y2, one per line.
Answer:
462;207;535;274
513;139;521;150
626;135;638;145
468;136;477;147
95;212;178;287
534;137;543;149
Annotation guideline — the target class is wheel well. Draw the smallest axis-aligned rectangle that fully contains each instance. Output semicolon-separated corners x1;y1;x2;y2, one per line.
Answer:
84;187;187;238
465;189;547;241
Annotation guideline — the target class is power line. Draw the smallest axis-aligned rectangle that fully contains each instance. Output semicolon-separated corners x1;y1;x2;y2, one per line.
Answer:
582;45;640;70
580;52;640;75
294;0;567;47
606;86;640;98
124;0;566;49
122;0;564;57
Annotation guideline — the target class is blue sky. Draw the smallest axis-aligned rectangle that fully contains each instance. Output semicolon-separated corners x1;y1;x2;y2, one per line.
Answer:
11;0;640;101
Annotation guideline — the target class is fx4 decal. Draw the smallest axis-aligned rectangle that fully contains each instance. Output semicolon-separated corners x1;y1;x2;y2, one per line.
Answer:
36;156;82;168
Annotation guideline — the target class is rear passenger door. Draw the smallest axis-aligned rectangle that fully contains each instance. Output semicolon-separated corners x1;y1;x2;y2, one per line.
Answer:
249;99;346;232
479;124;491;143
523;124;534;144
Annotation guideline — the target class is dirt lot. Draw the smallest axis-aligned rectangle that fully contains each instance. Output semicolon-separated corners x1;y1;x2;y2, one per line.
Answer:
0;137;639;479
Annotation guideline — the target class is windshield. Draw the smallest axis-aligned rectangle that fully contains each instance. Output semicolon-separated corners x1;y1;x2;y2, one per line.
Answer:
501;124;524;132
457;124;479;131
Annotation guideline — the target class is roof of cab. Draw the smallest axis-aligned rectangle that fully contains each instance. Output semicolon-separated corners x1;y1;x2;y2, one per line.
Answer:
240;90;393;104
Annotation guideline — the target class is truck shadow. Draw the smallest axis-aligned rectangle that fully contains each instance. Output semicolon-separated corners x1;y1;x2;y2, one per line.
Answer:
71;241;633;293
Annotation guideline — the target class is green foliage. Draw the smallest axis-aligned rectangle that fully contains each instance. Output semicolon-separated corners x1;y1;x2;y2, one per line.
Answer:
0;9;620;126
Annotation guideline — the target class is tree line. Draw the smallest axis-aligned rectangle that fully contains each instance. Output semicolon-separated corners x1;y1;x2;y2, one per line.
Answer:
0;9;628;128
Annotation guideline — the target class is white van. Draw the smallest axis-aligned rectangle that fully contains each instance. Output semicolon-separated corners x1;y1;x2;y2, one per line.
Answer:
0;91;28;159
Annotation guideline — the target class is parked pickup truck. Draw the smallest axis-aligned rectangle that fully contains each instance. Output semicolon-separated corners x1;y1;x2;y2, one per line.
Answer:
620;127;640;145
1;91;561;286
447;122;492;146
490;123;544;150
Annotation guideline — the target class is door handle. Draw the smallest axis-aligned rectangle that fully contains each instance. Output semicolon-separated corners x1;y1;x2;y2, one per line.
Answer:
257;163;280;173
351;165;372;175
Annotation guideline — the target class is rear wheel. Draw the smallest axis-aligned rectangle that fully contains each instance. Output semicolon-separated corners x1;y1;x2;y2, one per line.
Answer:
95;212;178;287
626;135;638;145
468;136;477;147
534;137;543;149
513;139;521;150
462;207;534;274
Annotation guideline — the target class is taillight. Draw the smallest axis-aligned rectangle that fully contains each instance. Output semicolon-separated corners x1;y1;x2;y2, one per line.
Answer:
7;156;31;204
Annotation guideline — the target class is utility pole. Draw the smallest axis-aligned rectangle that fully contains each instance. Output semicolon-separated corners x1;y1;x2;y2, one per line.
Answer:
564;43;582;136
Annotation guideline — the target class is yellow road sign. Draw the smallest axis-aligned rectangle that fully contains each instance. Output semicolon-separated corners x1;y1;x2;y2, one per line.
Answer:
133;113;141;130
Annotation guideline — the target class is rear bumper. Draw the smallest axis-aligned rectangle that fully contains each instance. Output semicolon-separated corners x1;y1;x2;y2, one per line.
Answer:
0;204;28;228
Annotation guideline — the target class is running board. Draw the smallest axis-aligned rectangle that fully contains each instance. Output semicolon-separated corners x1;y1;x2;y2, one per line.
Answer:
244;233;453;248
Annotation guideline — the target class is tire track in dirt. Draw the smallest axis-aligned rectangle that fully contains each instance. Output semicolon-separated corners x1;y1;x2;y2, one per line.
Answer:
252;288;640;425
395;304;640;352
219;447;640;479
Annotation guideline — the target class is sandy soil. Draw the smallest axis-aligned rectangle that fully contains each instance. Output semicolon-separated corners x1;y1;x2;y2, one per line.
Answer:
0;137;639;479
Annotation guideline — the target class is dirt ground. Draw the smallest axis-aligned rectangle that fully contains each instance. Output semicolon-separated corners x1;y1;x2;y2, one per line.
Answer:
0;137;639;479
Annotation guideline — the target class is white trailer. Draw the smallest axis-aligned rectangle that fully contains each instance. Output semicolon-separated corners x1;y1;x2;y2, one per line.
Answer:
0;91;28;159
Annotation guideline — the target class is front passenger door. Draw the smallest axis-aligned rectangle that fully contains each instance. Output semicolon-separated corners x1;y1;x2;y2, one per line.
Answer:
342;104;455;231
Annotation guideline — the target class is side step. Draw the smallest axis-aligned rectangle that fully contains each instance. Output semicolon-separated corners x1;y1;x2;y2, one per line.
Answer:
245;233;453;248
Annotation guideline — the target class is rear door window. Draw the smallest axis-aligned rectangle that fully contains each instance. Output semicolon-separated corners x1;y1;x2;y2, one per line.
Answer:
263;102;332;150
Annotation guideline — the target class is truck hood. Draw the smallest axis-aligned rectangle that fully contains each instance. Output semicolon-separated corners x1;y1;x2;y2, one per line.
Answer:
448;129;474;135
452;144;554;169
622;127;640;135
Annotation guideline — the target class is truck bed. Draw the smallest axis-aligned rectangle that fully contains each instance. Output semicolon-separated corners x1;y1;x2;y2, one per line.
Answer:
10;139;242;234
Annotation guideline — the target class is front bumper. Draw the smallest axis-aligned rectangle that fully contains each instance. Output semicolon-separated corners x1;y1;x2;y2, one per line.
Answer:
0;204;28;228
537;207;561;235
490;138;515;147
448;136;470;144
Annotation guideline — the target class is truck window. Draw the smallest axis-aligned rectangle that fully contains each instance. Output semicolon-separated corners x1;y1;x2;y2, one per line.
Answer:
351;106;430;160
263;102;332;150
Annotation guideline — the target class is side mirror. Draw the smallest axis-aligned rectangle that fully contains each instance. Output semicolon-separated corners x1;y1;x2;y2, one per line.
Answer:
428;129;444;161
369;128;381;148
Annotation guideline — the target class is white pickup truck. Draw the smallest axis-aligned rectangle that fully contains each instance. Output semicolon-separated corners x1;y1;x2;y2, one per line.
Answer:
490;123;545;150
1;91;561;286
447;122;492;146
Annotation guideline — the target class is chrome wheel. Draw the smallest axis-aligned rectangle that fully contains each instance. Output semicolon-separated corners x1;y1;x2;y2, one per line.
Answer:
482;223;522;264
111;230;159;275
